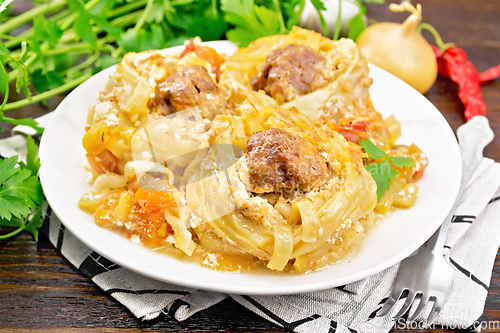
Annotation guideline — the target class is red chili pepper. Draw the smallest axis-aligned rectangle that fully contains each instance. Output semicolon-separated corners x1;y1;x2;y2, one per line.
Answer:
431;45;486;121
443;47;486;121
433;45;500;83
478;64;500;82
431;45;449;77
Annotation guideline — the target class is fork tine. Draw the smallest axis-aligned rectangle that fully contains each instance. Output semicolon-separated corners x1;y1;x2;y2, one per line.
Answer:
408;293;428;322
377;296;397;317
392;290;418;320
377;288;406;317
426;297;443;325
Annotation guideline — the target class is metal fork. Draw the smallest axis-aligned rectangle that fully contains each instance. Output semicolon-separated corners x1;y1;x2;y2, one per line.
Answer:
377;116;494;324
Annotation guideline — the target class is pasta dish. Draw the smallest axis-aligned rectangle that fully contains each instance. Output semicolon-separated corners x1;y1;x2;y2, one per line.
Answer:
78;27;428;273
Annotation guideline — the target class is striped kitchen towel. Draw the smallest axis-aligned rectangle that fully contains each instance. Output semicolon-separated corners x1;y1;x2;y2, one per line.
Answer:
3;118;500;333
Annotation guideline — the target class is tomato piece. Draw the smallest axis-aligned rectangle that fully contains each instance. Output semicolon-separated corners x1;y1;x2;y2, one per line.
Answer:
87;149;119;174
407;144;428;182
94;189;174;247
336;116;370;143
135;188;178;244
180;39;225;72
388;144;428;182
135;188;178;214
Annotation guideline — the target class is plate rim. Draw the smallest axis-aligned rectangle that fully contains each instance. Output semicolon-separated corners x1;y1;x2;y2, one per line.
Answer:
39;40;462;295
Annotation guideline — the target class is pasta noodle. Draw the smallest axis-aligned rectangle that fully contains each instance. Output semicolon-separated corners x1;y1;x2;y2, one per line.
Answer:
79;27;428;273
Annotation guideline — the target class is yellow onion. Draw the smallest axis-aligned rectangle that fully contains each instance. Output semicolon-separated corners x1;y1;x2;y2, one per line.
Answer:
356;3;437;94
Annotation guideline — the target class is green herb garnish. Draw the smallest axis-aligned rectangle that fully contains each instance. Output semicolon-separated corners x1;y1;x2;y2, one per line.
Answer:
359;138;415;200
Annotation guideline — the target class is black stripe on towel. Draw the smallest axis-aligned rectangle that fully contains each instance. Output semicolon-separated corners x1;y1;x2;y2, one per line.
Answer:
169;299;190;317
449;257;488;290
367;308;379;320
488;196;500;204
288;314;321;330
241;296;320;331
107;289;189;296
349;329;358;333
79;251;121;278
56;223;65;252
40;206;52;238
328;320;337;333
378;297;389;305
466;317;483;330
451;215;476;223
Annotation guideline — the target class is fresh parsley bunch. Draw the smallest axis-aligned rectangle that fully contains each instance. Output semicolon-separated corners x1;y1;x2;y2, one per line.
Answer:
0;0;383;241
0;0;327;242
0;136;43;242
0;0;381;130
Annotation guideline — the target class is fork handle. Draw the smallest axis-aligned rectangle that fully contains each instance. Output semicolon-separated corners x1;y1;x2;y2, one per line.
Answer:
423;116;494;253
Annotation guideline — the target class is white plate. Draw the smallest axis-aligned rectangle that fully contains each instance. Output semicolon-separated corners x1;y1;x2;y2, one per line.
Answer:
39;41;461;295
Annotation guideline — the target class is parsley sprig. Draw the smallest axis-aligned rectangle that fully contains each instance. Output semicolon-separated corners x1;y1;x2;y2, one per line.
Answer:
0;0;334;130
0;0;385;243
359;138;415;201
0;135;44;242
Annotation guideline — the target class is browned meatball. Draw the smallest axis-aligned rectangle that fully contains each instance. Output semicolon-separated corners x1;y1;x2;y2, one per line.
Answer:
251;44;327;104
156;65;220;118
245;128;328;198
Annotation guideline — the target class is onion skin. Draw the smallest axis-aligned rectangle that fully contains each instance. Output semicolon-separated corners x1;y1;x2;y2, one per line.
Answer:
356;4;438;94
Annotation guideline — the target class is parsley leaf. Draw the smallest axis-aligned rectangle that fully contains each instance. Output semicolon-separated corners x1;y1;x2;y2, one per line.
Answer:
359;138;387;159
0;216;23;228
24;205;44;242
31;69;65;94
93;55;120;74
389;156;416;168
0;164;42;220
0;0;14;14
68;0;97;47
348;12;365;41
75;12;97;47
359;138;414;201
117;29;146;53
0;39;7;54
347;0;384;41
140;26;166;51
365;160;398;201
189;15;228;41
0;113;44;134
165;36;190;47
310;0;328;36
24;135;41;176
90;13;123;39
0;137;44;242
88;0;117;16
0;137;43;221
33;15;63;46
0;156;20;185
221;0;284;47
283;0;305;30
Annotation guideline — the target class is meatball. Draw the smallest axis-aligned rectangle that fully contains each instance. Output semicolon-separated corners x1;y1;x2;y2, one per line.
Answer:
251;44;327;104
156;65;220;118
244;128;328;198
